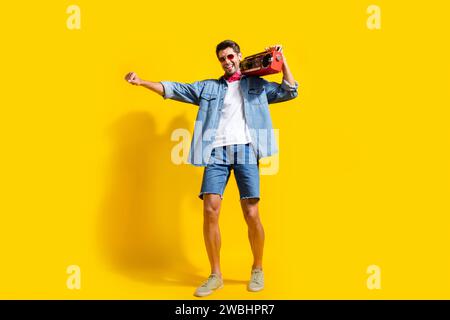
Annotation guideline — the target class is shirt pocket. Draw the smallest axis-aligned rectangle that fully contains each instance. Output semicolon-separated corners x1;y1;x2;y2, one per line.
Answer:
247;87;265;105
199;92;217;110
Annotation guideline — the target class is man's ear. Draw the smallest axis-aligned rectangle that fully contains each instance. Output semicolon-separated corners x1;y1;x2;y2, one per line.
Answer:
238;52;242;60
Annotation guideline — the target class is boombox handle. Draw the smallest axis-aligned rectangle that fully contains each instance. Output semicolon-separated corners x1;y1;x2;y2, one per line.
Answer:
243;48;278;60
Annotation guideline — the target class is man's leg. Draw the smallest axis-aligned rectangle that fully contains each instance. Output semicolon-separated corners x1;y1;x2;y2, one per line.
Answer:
240;198;265;270
241;198;265;292
194;193;224;297
195;147;231;297
203;193;223;277
233;143;264;291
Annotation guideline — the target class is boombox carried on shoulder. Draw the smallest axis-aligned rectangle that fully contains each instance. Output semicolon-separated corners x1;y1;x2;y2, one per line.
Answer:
240;48;284;76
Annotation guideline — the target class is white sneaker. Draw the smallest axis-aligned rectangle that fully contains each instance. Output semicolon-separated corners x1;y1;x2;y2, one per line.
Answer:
194;274;224;297
247;269;264;292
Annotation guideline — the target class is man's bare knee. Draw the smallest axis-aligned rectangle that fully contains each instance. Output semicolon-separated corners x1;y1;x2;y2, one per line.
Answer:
203;194;222;219
241;198;260;222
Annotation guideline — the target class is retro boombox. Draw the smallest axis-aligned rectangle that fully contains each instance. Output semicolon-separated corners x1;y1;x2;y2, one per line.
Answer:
240;48;284;76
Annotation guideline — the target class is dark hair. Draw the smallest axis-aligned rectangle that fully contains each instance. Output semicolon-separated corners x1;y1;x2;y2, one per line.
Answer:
216;40;241;58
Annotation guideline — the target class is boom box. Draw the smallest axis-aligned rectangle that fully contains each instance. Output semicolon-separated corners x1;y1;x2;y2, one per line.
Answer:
240;49;283;76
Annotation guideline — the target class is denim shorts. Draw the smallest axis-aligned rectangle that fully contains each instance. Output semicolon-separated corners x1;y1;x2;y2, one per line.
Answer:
199;143;260;200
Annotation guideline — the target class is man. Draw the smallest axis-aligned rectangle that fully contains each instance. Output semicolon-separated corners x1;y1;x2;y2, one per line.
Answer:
125;40;298;297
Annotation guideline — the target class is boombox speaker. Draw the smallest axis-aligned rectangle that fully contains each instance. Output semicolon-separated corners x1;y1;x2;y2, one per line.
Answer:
240;49;283;76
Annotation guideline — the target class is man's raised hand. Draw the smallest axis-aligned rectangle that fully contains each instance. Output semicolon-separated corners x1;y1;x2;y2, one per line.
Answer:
125;72;142;86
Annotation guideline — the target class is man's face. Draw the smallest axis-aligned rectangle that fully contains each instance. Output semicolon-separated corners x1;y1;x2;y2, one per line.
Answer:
217;47;242;76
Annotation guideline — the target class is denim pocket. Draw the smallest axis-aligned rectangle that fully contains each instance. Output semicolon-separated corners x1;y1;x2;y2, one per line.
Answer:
199;92;217;111
248;88;264;95
200;92;217;101
247;88;264;105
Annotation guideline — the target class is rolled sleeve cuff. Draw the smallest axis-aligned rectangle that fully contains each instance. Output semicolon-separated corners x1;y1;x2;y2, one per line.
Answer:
160;81;173;99
281;79;299;91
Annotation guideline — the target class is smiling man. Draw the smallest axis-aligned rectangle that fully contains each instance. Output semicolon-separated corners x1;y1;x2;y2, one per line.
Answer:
125;40;298;297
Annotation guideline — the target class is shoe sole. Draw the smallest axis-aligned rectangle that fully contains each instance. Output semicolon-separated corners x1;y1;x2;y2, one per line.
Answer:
194;284;224;297
247;285;264;292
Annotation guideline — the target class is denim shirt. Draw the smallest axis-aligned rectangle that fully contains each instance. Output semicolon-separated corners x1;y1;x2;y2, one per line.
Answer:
161;75;299;166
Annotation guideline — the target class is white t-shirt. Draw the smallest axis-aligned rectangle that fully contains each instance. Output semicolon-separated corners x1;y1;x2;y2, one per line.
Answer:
212;81;252;148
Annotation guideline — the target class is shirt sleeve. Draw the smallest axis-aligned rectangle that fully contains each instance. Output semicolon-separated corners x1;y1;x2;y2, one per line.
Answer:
160;81;205;106
262;78;299;104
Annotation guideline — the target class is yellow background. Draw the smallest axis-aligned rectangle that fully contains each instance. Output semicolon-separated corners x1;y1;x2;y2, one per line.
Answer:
1;0;449;299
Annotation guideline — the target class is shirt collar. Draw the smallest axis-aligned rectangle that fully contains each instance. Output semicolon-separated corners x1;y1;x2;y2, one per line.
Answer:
223;70;242;83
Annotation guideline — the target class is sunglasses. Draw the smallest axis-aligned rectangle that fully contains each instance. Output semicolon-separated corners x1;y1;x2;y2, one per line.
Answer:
218;54;235;62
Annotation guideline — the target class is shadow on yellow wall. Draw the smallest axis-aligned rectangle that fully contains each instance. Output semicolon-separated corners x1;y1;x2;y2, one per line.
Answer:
98;111;205;287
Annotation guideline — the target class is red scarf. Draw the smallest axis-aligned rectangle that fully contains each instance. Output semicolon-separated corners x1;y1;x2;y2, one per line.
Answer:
224;70;242;83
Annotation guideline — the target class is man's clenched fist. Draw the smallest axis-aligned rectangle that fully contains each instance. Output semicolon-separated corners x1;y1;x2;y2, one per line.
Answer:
124;72;142;86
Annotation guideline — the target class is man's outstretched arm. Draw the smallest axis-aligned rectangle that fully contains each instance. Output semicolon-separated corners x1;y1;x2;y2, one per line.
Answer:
124;72;164;96
125;71;204;105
